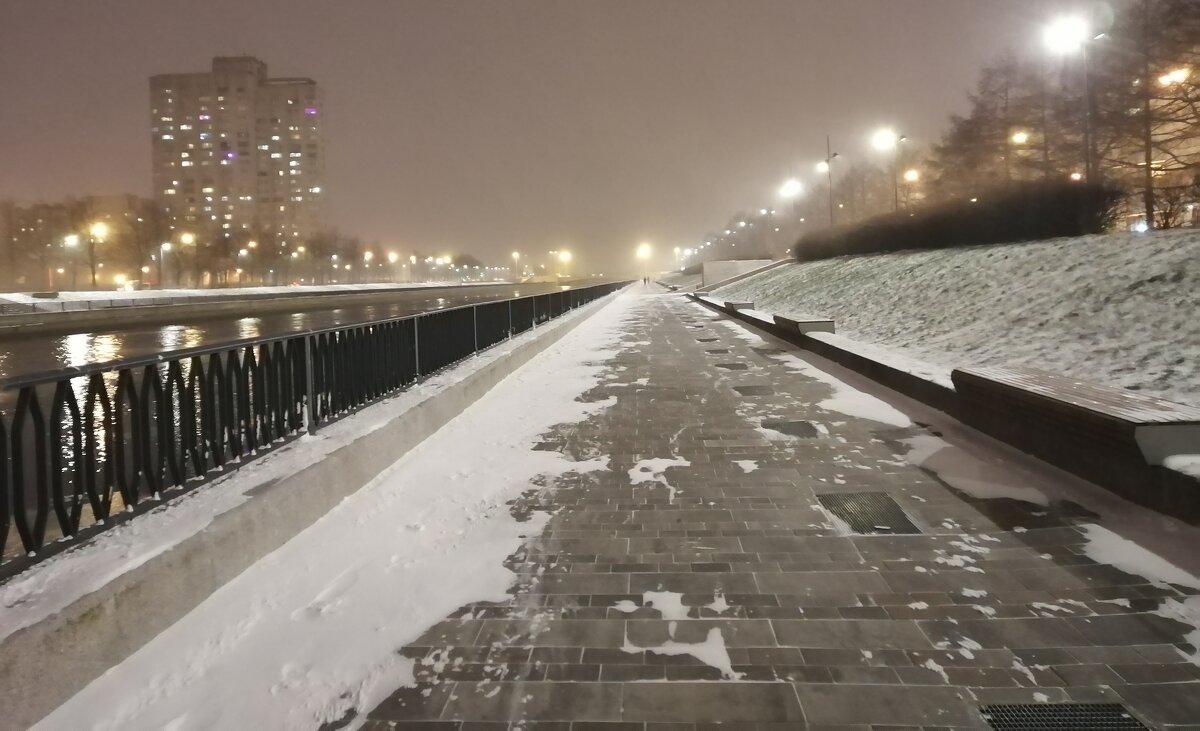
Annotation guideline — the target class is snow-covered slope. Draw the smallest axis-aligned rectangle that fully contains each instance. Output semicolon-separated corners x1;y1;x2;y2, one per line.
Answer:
714;229;1200;406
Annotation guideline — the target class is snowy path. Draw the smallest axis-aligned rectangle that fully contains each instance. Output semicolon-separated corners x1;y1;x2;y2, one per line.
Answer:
34;292;638;730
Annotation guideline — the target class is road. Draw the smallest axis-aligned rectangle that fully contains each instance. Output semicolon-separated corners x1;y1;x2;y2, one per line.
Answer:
0;282;579;380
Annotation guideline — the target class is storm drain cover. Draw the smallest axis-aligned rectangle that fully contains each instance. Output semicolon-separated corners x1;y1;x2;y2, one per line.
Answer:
817;492;920;534
980;703;1148;730
706;349;730;354
716;362;748;370
697;338;718;343
734;385;774;396
762;420;819;438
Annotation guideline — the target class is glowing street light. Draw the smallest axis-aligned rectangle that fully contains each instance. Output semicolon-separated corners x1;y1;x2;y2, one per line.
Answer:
179;232;195;245
870;128;901;151
63;234;79;248
557;250;572;264
1158;68;1190;86
635;242;652;260
871;129;908;211
1043;16;1089;55
903;168;920;183
387;251;399;264
815;160;830;174
778;178;803;199
1043;16;1096;182
89;222;108;240
1011;130;1030;145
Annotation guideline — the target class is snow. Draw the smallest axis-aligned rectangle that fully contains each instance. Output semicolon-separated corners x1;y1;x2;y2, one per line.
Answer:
622;627;742;680
806;332;954;388
771;353;912;427
628;457;691;503
733;460;758;474
713;229;1200;406
32;291;638;730
1079;523;1200;590
921;658;949;683
1164;453;1200;479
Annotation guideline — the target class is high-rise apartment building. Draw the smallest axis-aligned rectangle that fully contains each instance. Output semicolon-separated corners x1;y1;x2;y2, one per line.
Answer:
150;56;324;257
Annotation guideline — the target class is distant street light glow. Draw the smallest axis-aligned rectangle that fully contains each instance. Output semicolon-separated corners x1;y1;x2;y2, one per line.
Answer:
1158;68;1190;86
635;242;652;260
558;250;572;264
815;160;830;174
871;128;899;151
903;168;920;183
1011;130;1030;145
89;222;109;240
179;232;195;245
1043;16;1089;55
63;234;79;248
778;178;803;198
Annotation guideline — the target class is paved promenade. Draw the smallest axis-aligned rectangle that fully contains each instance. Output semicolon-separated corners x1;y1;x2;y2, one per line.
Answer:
366;291;1200;730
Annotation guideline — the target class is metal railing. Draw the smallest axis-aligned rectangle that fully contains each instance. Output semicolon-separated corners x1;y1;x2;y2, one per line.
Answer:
0;281;628;577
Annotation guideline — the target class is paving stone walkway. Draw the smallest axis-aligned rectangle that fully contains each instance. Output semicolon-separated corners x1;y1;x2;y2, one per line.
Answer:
365;291;1200;730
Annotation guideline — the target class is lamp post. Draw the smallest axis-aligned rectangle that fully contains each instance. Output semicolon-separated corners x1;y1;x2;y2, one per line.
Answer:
88;222;108;288
159;242;173;288
1044;16;1095;183
63;234;80;289
871;128;907;212
557;250;572;278
817;136;839;226
635;242;652;280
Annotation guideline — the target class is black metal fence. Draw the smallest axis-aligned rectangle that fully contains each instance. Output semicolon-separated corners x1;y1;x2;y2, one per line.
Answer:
0;281;627;577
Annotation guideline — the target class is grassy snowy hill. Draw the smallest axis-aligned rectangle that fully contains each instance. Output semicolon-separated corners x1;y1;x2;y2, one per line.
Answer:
714;229;1200;406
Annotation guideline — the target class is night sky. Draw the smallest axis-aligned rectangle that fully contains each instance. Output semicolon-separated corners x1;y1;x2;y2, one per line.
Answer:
1;0;1095;271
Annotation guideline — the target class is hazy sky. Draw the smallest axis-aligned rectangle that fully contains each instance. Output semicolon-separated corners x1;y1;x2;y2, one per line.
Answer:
1;0;1099;270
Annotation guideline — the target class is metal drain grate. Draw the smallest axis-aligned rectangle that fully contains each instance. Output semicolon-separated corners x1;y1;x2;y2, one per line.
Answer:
706;349;730;354
762;420;818;438
734;385;774;396
980;703;1148;730
817;492;920;534
716;363;748;370
697;337;718;343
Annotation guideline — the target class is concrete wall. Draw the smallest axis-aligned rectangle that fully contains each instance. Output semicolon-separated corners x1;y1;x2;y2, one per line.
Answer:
701;260;772;287
0;291;621;731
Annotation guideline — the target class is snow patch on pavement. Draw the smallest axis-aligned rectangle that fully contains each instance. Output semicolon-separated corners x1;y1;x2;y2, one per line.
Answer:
1080;524;1200;590
771;353;912;427
733;460;758;474
628;457;691;503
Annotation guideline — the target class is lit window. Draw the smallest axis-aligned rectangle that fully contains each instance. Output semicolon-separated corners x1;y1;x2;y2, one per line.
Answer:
271;135;280;141
179;124;192;131
164;188;176;195
160;116;173;122
258;144;269;151
309;186;321;194
270;152;282;159
201;187;213;193
289;160;299;167
161;134;174;140
181;160;193;167
180;152;190;158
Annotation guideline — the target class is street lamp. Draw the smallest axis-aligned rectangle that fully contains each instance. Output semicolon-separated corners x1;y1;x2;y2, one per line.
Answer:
817;136;839;226
1044;15;1095;182
903;169;920;183
871;128;907;211
778;178;803;199
85;222;109;288
158;242;172;288
1011;130;1030;145
62;234;80;289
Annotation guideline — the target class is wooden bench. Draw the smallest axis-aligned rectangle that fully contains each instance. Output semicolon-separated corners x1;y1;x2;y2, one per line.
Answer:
952;366;1200;521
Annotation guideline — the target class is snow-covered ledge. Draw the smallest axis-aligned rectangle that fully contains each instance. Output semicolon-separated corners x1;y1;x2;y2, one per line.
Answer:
0;291;621;731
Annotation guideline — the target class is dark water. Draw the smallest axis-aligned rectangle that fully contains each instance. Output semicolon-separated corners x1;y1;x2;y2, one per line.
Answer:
0;282;575;381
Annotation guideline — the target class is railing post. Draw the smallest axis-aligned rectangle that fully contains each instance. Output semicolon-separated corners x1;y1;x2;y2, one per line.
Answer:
413;315;421;378
304;335;318;434
472;305;479;355
508;299;513;339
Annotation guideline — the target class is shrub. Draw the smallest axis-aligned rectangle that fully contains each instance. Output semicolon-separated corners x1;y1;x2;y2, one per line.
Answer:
792;180;1124;261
